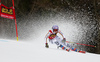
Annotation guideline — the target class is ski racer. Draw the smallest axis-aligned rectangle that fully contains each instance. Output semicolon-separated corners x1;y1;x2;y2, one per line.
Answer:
45;25;70;51
45;25;86;53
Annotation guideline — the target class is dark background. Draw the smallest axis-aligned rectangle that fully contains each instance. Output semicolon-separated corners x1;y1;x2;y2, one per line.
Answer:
0;0;100;54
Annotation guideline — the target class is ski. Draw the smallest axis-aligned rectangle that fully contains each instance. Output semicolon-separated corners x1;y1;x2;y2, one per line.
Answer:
78;50;86;53
57;44;86;53
70;48;86;53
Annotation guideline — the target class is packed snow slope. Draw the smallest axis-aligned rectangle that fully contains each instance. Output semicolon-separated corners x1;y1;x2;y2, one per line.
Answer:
0;39;99;62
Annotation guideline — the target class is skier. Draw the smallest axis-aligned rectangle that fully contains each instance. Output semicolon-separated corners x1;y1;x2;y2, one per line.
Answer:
45;25;70;51
45;25;86;53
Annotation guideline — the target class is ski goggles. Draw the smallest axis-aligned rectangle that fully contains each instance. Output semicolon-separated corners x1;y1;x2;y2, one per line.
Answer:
53;29;58;31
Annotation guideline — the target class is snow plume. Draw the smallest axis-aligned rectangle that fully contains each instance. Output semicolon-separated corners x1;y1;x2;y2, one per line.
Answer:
18;11;97;44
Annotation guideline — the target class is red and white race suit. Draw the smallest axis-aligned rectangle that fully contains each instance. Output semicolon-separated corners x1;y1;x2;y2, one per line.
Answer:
45;30;70;47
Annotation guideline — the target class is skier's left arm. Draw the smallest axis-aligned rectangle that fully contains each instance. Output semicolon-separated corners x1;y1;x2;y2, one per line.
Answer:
58;30;65;38
58;30;66;41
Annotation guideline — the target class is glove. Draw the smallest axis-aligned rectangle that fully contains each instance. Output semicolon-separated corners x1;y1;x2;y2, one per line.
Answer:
45;43;49;48
63;38;66;41
62;38;66;43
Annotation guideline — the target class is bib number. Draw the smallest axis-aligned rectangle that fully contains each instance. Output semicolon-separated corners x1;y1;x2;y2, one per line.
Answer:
55;41;59;45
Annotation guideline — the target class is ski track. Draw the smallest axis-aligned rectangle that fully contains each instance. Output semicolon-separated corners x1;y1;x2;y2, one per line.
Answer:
0;39;100;62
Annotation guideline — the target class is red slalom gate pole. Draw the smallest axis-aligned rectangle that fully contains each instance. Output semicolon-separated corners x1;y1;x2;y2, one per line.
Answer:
15;19;18;41
66;41;96;47
12;0;18;41
0;0;1;16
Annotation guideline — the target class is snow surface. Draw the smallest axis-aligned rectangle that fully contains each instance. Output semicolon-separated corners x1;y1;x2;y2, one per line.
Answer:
0;39;100;62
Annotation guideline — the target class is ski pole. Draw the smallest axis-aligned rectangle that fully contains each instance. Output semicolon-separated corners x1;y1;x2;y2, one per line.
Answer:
66;41;96;47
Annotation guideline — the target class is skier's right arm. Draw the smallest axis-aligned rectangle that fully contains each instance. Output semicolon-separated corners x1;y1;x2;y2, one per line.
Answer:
45;32;50;48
